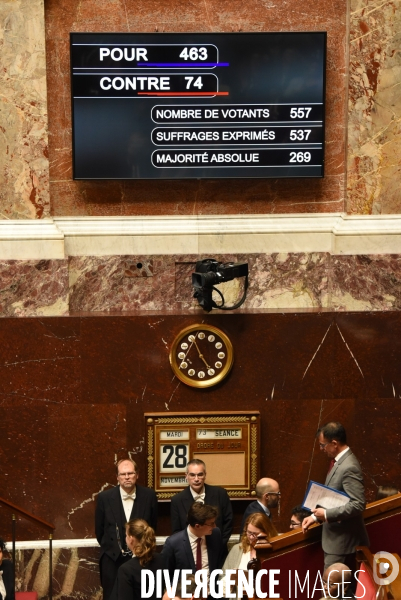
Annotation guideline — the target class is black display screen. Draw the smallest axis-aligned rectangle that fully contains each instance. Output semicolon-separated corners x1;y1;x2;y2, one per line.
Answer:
71;32;326;180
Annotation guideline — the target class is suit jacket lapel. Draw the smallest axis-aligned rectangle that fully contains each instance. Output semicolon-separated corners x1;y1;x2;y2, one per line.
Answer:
182;486;195;513
131;485;140;519
325;461;338;486
110;486;123;523
205;533;216;571
204;483;213;504
325;449;351;485
110;486;128;551
183;531;196;570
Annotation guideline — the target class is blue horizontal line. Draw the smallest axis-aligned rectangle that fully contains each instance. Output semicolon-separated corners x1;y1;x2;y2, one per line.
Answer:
137;62;229;67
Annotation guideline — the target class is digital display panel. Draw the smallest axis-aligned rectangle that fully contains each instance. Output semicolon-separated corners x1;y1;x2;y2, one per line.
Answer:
71;32;326;180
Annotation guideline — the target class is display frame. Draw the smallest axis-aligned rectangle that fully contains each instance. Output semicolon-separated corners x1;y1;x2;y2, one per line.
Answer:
145;411;260;500
70;31;327;180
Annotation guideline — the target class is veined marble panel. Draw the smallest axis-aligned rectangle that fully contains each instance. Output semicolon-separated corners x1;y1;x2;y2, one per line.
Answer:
331;255;401;310
0;215;401;315
0;0;50;219
0;259;68;316
69;253;330;313
9;535;238;599
347;0;401;214
68;252;401;314
12;545;101;600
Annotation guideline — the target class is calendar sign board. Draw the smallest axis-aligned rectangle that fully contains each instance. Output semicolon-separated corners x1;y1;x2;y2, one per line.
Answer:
145;411;260;499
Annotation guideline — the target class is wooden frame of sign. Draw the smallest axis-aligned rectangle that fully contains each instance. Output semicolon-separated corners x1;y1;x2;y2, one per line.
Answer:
145;411;260;500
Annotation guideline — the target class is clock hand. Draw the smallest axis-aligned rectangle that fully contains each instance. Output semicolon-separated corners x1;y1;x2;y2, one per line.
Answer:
193;339;211;369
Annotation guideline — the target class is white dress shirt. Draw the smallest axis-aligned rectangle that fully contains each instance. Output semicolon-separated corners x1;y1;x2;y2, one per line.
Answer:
187;526;209;574
190;486;206;503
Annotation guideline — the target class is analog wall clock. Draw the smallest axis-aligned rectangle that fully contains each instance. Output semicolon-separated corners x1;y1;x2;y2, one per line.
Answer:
169;324;234;388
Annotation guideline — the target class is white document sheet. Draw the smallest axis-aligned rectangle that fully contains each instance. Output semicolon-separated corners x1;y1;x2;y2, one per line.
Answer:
303;480;350;511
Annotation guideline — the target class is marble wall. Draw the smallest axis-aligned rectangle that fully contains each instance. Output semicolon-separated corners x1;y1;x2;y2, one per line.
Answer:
1;313;401;541
2;252;401;316
347;0;401;214
10;545;101;600
0;0;50;219
1;311;400;597
0;1;400;218
44;0;348;216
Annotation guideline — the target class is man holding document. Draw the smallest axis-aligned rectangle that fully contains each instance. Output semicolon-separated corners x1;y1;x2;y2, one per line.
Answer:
302;422;369;575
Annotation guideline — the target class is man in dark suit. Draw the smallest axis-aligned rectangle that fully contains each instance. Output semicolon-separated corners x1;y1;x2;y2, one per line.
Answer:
163;503;223;577
302;422;369;576
240;477;280;533
95;458;158;600
170;459;233;556
0;538;14;600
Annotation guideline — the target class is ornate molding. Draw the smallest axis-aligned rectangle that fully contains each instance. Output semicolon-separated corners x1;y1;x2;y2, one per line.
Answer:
2;214;401;258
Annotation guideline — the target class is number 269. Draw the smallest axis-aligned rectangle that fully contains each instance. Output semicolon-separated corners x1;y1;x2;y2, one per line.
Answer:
289;152;311;163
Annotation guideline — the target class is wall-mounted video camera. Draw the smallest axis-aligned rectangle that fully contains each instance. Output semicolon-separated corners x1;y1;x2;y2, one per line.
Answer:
192;259;249;312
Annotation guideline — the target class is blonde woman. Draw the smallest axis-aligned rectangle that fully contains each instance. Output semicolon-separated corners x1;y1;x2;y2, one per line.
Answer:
113;519;163;600
220;512;274;599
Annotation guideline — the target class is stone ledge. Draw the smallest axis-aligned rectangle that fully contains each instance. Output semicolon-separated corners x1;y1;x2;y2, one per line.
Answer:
0;220;64;259
1;214;401;258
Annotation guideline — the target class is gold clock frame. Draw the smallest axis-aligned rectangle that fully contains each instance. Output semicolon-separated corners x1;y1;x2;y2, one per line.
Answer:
169;324;234;388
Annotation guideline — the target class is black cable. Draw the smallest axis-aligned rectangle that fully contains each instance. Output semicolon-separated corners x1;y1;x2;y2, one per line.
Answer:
213;275;249;310
211;285;225;308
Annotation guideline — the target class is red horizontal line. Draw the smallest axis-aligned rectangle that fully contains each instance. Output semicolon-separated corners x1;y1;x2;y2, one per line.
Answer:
137;91;229;96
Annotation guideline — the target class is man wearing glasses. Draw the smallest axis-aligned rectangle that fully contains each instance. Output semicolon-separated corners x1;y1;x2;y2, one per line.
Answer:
95;458;158;600
170;458;233;559
240;478;280;534
289;505;311;530
302;422;369;589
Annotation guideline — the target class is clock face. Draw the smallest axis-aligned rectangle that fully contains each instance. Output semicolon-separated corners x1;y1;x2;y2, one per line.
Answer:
169;324;234;388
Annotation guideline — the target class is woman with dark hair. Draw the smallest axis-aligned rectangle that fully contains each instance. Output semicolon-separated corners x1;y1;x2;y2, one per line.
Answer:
113;519;163;600
219;512;274;599
0;538;14;600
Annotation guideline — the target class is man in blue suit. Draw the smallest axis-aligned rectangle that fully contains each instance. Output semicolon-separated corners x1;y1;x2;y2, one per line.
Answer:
163;503;223;579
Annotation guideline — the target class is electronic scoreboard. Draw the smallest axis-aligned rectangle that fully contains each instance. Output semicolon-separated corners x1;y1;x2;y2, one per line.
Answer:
71;32;326;179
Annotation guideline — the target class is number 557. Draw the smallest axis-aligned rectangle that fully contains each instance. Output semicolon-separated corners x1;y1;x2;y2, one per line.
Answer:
290;107;311;119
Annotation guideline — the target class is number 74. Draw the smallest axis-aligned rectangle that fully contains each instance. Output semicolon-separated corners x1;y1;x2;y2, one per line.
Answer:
185;76;203;89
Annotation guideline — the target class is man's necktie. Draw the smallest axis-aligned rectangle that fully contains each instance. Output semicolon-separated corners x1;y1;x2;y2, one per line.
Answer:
327;458;335;473
194;493;205;503
196;538;202;571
